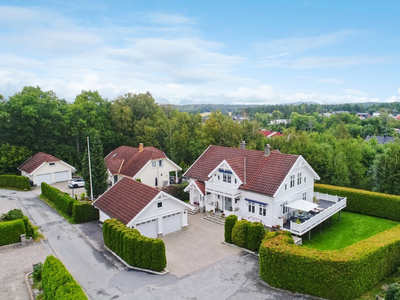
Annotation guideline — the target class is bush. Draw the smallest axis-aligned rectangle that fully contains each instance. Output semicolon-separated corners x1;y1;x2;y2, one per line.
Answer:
0;219;26;246
0;175;30;190
246;222;266;252
387;283;400;300
22;216;35;237
72;202;99;223
151;239;167;272
259;224;400;300
314;183;400;221
163;182;189;201
1;208;24;221
42;256;87;300
141;237;153;270
231;220;249;248
134;236;145;269
33;262;43;283
123;230;140;266
224;215;237;244
41;183;75;216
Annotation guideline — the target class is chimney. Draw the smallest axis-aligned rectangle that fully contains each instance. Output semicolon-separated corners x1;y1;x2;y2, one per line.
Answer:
264;144;271;156
240;141;246;150
139;143;144;153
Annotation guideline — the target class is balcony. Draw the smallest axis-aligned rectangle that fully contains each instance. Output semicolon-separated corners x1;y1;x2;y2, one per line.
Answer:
282;192;347;236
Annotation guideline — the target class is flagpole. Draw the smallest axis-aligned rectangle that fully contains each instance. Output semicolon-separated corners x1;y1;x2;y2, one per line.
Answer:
87;136;94;201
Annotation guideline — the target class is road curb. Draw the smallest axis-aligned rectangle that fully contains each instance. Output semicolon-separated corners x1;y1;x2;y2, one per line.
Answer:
24;272;35;300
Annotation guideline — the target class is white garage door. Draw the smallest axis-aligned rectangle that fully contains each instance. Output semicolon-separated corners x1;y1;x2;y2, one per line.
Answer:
55;171;69;182
36;173;52;185
163;212;182;235
135;219;158;238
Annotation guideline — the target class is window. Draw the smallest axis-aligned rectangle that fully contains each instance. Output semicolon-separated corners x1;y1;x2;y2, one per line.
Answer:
248;202;255;213
290;175;295;188
304;177;307;183
259;204;267;216
297;173;302;185
159;160;163;167
49;163;55;166
285;184;287;190
234;178;237;184
157;202;162;208
282;201;288;214
302;192;307;200
223;173;231;183
218;175;220;180
151;161;156;168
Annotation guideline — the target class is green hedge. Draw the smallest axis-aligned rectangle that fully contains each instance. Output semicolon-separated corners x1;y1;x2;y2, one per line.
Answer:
0;219;26;246
246;222;266;252
41;183;98;223
42;256;87;300
314;183;400;222
103;219;167;272
224;215;237;244
231;220;249;248
0;175;30;190
1;209;35;238
259;224;400;300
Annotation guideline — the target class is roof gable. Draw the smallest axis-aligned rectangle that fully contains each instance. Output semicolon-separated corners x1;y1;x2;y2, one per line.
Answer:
18;152;61;174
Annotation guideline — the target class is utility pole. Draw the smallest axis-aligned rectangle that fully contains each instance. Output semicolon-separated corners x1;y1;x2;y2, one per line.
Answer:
87;136;94;201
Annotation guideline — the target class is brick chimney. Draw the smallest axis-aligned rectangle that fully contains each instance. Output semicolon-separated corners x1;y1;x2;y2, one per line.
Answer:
264;144;271;156
240;141;246;150
139;143;144;153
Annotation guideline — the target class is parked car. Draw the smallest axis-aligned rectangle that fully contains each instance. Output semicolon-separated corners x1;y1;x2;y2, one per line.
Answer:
68;178;85;188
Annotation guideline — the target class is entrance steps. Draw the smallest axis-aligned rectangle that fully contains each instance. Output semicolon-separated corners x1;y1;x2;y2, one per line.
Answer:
203;213;226;226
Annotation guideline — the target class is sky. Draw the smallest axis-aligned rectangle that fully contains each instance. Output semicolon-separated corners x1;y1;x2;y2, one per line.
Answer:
0;0;399;105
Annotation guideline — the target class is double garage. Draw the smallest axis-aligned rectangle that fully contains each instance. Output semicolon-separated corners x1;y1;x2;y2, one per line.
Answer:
36;171;70;185
135;212;182;238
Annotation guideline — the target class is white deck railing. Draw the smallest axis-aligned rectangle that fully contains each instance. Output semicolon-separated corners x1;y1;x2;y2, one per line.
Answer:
313;192;342;203
289;197;347;236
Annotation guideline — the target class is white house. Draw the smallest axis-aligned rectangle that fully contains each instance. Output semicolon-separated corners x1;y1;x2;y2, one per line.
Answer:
93;177;193;238
184;143;347;238
105;144;181;188
18;152;76;185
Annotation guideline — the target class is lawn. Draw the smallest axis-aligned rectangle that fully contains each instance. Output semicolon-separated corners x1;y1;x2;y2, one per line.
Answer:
301;211;399;250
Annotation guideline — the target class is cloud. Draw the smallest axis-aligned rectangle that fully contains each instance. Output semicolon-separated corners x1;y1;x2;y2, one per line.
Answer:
342;89;368;96
318;78;344;84
143;12;197;25
291;55;395;69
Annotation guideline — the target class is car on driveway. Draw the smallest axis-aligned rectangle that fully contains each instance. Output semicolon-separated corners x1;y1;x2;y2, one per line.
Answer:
68;178;85;188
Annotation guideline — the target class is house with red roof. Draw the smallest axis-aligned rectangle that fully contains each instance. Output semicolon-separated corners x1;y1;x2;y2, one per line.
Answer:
105;143;181;188
184;142;347;238
18;152;76;185
93;177;193;238
259;129;284;138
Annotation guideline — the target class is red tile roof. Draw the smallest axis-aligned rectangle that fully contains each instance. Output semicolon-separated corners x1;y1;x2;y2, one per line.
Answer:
194;180;205;195
184;145;299;196
18;152;60;174
105;145;167;177
259;130;284;137
93;177;160;225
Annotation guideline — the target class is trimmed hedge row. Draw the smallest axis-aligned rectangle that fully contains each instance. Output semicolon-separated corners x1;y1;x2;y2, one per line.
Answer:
0;175;30;190
41;183;98;223
1;208;35;238
314;183;400;222
259;224;400;300
103;219;167;272
226;217;269;252
42;256;87;300
0;219;26;246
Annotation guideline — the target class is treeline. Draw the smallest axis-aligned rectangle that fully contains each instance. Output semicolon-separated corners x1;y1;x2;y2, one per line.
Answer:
0;86;263;174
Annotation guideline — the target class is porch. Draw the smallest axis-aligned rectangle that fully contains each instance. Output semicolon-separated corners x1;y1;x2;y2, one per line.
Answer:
281;192;347;238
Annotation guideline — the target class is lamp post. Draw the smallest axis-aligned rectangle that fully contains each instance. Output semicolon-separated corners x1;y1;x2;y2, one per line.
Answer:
87;136;94;201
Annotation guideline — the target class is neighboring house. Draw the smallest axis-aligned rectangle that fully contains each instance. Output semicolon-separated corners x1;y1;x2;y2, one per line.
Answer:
105;144;181;188
18;152;76;185
395;115;400;121
319;113;332;117
259;130;284;138
93;177;193;238
356;113;371;119
184;142;347;237
372;111;381;118
365;135;395;144
232;115;249;123
269;119;291;125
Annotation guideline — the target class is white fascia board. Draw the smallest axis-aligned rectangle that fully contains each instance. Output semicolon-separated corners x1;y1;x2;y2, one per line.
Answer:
59;160;77;172
207;160;243;185
165;157;182;171
132;160;151;179
184;180;204;196
183;145;212;177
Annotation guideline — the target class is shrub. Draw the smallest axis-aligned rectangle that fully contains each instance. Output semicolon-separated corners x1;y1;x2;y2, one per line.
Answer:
72;202;99;223
0;175;30;190
134;236;145;269
123;230;140;266
141;237;153;270
246;222;266;252
42;256;87;300
80;193;85;200
231;220;249;248
314;183;400;221
163;182;189;201
22;216;35;237
151;239;167;272
32;262;43;283
387;283;400;300
41;183;75;216
224;215;237;244
0;219;26;246
259;224;400;300
1;209;24;221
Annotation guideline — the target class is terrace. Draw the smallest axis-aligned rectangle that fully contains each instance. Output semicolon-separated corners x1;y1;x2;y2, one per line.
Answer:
281;192;347;238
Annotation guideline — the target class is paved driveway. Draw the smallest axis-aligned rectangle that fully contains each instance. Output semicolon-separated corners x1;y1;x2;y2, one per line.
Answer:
162;214;241;277
31;181;85;198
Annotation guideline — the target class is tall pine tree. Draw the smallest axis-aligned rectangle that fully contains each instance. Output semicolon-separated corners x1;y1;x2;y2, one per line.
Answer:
81;134;108;198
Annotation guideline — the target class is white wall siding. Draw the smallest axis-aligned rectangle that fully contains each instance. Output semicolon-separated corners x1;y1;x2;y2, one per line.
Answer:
135;158;178;188
31;161;74;185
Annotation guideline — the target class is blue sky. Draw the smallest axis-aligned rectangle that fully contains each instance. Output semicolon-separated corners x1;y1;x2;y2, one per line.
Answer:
0;0;399;104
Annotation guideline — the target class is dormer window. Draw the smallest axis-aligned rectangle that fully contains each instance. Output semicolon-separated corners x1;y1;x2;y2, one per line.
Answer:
152;161;156;168
223;173;231;183
49;163;55;166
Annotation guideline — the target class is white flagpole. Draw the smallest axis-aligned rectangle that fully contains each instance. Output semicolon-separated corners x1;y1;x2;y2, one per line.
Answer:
87;136;94;201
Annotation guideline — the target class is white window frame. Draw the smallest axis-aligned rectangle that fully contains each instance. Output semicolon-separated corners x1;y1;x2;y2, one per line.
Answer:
282;201;288;214
302;192;307;201
304;177;307;183
259;204;266;216
297;173;302;185
151;161;156;168
49;162;55;166
248;202;255;213
159;160;163;167
285;184;287;190
157;201;163;208
290;175;295;188
223;173;231;183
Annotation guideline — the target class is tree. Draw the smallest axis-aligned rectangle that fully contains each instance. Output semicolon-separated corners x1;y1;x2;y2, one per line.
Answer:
0;144;32;175
81;134;108;198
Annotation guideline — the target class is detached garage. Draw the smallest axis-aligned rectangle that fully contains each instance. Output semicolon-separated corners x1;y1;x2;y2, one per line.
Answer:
93;177;194;238
18;152;76;185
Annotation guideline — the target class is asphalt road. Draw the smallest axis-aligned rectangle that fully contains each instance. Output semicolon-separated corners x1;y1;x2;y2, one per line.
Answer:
0;188;309;300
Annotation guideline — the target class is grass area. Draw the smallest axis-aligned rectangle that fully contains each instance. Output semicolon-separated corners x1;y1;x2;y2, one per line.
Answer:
38;194;75;224
356;270;400;299
302;211;399;250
